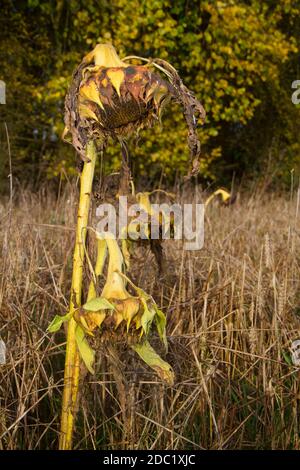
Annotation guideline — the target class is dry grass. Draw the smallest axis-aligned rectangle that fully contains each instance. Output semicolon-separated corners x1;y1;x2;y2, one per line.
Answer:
0;182;300;450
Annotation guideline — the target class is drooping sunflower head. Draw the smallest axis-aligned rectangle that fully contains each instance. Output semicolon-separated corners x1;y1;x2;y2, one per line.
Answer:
78;64;171;140
64;43;205;174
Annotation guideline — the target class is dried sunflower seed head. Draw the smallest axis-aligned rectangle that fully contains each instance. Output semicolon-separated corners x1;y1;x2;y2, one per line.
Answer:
64;43;205;175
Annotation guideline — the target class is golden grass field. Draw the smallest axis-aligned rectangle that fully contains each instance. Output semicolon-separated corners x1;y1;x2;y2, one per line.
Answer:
1;182;300;449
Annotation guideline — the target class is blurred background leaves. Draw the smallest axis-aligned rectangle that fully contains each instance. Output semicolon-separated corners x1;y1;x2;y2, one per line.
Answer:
0;0;299;188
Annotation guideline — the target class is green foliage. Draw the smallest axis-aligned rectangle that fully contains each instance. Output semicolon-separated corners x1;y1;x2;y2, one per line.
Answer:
82;297;115;312
132;340;174;385
47;312;72;332
154;307;168;350
0;0;299;186
75;325;95;374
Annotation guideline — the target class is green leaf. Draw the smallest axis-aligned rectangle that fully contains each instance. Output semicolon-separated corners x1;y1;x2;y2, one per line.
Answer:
75;325;95;374
282;350;292;366
82;297;115;312
47;312;73;333
140;300;156;335
132;340;174;385
154;307;167;350
28;0;40;8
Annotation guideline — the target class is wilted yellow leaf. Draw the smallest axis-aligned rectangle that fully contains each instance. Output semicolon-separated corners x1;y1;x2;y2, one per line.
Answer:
132;340;174;385
78;102;99;122
75;325;95;374
79;81;104;110
106;69;125;97
84;44;127;68
87;311;106;329
205;188;231;207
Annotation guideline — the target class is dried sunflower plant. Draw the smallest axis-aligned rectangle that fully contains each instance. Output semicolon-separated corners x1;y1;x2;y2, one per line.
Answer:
48;44;205;450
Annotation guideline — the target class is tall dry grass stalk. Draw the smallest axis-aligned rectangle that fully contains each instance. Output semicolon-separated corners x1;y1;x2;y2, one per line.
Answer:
0;184;300;449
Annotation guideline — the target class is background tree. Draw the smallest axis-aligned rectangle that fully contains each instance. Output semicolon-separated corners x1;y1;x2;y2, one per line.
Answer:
0;0;299;190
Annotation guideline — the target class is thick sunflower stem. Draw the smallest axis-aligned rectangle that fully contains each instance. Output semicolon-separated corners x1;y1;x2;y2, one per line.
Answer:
59;141;97;450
